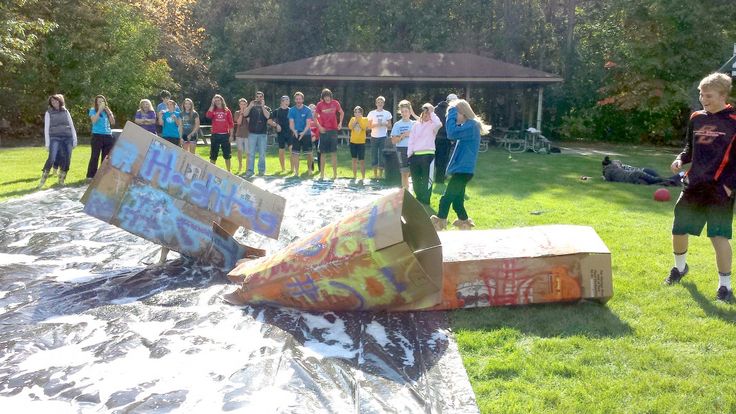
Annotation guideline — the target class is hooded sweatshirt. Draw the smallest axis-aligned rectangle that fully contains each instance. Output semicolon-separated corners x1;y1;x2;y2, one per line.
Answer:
676;105;736;196
407;112;442;157
445;106;481;175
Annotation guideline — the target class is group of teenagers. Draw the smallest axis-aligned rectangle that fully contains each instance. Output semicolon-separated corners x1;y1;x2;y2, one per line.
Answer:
39;87;491;232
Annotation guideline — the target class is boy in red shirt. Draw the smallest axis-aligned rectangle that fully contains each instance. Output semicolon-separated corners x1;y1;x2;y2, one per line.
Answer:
666;73;736;302
314;89;344;180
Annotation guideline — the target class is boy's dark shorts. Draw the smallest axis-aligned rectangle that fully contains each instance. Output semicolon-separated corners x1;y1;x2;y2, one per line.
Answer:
349;143;365;160
291;135;312;154
319;130;338;154
672;191;735;239
210;133;231;161
276;133;291;149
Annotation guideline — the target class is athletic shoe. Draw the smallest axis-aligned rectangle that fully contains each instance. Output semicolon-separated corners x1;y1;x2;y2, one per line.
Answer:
430;215;447;232
452;218;476;230
716;286;734;302
664;264;689;285
38;171;49;189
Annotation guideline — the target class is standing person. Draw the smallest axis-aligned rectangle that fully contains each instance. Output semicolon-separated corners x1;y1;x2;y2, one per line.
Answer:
245;91;271;177
288;92;313;176
314;88;344;180
269;95;292;172
156;90;179;135
134;99;157;134
348;106;370;181
665;73;736;302
39;94;77;188
367;96;393;180
232;98;250;174
390;100;416;189
180;98;200;154
430;99;490;231
308;103;321;174
86;95;115;182
159;100;183;147
434;93;457;186
206;94;234;172
408;103;442;205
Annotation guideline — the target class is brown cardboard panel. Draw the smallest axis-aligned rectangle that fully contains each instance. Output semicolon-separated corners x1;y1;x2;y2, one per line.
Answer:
433;226;613;310
226;190;444;311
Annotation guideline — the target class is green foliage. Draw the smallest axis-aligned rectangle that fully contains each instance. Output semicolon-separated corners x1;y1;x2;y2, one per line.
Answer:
1;0;174;138
3;0;736;143
0;0;56;67
559;0;736;143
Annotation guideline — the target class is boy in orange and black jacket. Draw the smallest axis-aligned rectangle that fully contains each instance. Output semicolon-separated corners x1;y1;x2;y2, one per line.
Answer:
666;72;736;302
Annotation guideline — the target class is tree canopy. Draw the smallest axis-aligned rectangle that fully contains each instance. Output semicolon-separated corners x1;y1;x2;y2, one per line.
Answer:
1;0;734;143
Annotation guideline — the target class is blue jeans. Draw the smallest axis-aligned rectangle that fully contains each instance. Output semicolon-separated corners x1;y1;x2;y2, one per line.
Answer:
247;133;267;175
43;136;74;172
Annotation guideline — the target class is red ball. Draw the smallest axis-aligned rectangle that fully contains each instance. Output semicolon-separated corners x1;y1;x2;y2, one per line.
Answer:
654;188;671;202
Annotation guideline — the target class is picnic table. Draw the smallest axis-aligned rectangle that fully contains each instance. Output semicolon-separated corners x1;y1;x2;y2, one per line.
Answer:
494;128;551;153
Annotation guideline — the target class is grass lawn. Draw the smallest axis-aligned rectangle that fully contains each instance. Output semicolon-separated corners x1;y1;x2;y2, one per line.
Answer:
2;140;735;412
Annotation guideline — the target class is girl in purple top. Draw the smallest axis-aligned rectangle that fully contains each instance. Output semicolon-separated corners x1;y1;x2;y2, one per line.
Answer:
134;99;157;134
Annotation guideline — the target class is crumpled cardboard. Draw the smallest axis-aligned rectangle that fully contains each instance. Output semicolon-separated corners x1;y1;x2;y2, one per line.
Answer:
225;190;443;311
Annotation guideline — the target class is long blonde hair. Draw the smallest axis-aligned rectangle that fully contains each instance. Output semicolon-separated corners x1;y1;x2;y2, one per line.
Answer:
449;99;491;135
183;98;196;113
138;99;153;113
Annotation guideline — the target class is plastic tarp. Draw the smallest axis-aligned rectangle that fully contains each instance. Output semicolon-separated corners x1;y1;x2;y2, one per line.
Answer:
0;183;478;413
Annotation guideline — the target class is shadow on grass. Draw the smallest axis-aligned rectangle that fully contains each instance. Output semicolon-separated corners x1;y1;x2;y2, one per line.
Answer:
449;300;632;338
2;177;38;185
682;281;736;324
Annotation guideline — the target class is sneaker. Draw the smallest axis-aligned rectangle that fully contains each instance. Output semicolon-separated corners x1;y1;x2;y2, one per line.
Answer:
38;171;49;189
452;218;476;230
664;264;689;285
430;215;447;232
716;286;734;302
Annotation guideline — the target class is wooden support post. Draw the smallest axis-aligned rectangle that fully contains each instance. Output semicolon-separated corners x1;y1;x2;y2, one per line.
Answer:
536;86;544;132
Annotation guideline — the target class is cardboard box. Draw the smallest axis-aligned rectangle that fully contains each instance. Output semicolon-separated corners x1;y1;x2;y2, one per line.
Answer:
80;122;280;268
432;225;612;309
225;190;443;311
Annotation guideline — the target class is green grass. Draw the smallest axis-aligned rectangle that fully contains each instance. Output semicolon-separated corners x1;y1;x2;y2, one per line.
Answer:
2;141;735;412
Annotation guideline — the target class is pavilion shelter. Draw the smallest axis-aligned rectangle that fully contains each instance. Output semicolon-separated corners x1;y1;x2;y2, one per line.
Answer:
235;52;562;133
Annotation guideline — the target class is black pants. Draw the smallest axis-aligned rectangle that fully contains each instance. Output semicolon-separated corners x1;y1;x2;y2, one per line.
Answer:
434;136;452;184
438;173;473;220
86;133;115;179
409;153;434;204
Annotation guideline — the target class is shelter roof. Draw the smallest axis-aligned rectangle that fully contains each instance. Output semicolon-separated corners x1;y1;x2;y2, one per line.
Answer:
235;52;562;83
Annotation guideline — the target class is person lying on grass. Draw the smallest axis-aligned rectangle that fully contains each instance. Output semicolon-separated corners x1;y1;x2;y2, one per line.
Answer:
601;156;681;186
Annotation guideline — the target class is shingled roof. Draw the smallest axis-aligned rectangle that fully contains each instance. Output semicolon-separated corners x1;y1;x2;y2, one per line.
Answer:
235;52;562;83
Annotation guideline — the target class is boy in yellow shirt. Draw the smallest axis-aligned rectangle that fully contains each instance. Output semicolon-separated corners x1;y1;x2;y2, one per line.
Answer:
348;106;370;181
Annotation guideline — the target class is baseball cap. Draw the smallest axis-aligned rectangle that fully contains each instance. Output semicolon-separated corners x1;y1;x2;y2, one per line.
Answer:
446;93;458;101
